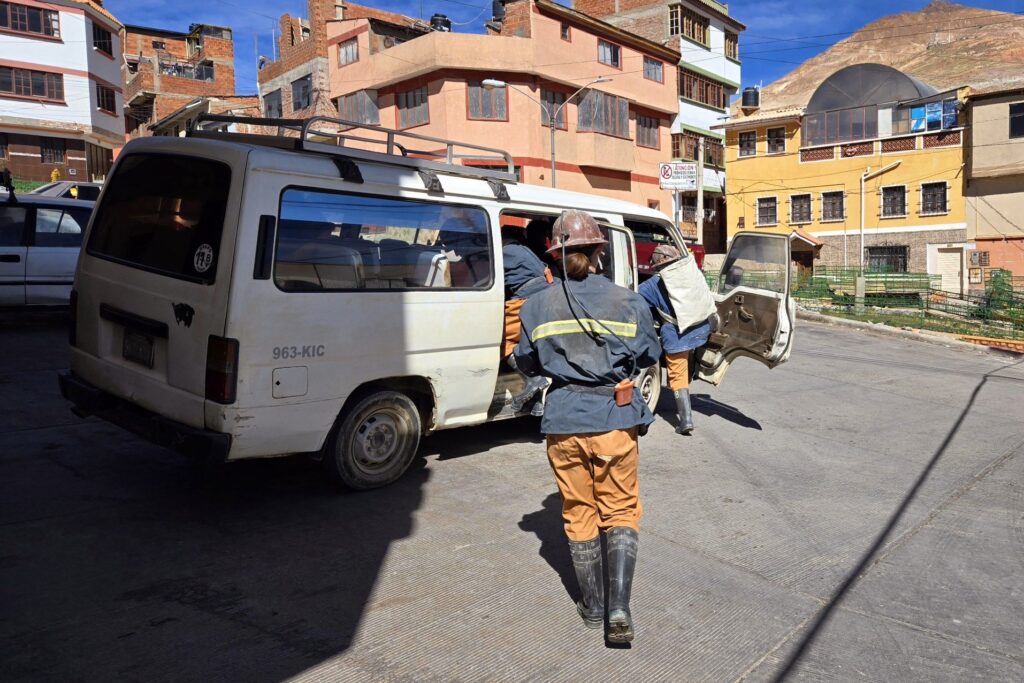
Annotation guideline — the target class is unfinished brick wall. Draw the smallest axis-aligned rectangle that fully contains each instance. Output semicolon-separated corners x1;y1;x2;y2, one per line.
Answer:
573;0;620;17
495;0;533;38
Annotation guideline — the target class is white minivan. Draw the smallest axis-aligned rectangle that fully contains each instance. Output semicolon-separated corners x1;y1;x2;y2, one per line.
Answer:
60;117;793;489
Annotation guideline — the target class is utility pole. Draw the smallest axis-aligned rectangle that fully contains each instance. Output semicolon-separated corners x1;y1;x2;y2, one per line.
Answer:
696;137;705;245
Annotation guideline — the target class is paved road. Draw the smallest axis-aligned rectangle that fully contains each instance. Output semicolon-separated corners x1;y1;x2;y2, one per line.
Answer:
1;309;1022;682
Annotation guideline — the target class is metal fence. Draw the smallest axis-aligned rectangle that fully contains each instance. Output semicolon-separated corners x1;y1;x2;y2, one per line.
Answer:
787;266;1024;340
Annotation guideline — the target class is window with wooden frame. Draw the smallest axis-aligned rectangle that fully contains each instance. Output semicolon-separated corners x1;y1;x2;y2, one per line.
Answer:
821;191;845;222
738;130;756;157
92;23;112;55
0;2;60;38
725;31;739;60
0;66;63;101
560;22;570;41
1009;102;1024;139
577;89;629;138
669;5;709;46
920;182;948;215
540;89;566;129
467;81;507;121
766;127;786;154
95;83;115;114
757;197;777;226
337;38;358;66
598;40;621;68
704;138;724;167
40;137;65;164
337;90;379;126
678;68;728;109
790;194;811;224
636;114;659;149
643;57;663;83
397;85;429;129
881;185;907;218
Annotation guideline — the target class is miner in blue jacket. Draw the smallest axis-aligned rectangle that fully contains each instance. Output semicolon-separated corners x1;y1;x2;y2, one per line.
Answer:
513;210;660;644
638;245;712;435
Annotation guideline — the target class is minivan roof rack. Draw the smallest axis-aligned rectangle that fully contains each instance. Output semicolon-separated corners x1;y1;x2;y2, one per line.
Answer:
188;114;518;186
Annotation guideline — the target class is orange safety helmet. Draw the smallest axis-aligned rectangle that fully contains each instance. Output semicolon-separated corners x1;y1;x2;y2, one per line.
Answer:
546;209;607;256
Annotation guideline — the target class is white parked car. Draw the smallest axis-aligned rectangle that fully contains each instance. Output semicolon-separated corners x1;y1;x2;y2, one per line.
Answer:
0;195;94;305
60;117;793;489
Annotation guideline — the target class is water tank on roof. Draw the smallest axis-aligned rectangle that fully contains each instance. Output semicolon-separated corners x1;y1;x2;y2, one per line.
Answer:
492;0;506;22
430;14;452;32
742;87;760;110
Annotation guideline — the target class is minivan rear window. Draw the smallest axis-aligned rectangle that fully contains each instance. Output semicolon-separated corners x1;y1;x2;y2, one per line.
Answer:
87;154;230;284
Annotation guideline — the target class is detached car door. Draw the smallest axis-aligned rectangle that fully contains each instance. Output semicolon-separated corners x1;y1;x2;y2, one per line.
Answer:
697;232;794;385
0;203;28;305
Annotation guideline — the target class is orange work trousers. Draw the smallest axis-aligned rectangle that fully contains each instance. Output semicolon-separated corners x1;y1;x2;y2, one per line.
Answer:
503;298;526;358
546;428;642;542
665;351;689;390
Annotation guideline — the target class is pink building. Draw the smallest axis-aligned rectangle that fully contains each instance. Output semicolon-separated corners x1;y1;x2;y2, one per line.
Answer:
325;0;680;213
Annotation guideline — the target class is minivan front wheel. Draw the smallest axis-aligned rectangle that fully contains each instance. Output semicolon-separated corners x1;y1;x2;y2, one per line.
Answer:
324;391;422;490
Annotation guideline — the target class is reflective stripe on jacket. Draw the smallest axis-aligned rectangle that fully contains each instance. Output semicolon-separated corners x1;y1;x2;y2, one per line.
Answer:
513;274;661;434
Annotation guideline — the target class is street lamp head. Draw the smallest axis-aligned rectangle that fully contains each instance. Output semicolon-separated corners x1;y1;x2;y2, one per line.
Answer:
592;76;613;84
481;79;506;90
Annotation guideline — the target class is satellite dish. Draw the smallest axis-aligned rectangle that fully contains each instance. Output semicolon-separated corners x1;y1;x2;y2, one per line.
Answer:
258;55;268;70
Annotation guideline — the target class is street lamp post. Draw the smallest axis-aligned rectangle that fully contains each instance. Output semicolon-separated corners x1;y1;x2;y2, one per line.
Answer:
482;76;612;188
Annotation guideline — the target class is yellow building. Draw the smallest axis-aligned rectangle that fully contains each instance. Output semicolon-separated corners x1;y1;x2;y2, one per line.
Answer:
721;64;970;293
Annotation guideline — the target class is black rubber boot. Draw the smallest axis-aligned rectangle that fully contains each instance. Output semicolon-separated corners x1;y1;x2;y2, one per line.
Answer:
674;389;694;435
510;375;548;413
568;536;604;629
606;527;638;643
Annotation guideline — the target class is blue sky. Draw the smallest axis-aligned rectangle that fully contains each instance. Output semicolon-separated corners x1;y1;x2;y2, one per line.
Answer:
105;0;1023;96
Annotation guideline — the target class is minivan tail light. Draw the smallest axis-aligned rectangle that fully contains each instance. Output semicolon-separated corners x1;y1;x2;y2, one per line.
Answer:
69;288;78;347
205;335;239;404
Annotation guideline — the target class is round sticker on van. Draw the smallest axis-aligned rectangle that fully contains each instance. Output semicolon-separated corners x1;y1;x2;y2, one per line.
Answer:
193;244;214;273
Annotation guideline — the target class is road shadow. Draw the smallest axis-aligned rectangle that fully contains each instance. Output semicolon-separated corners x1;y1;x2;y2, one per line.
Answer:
518;492;579;605
422;416;545;461
0;437;429;683
692;393;763;431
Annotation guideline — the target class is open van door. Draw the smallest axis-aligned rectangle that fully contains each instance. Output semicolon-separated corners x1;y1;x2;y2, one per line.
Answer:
697;232;794;386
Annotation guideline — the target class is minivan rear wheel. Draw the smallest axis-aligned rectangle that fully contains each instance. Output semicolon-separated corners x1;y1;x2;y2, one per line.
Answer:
324;391;421;490
638;363;662;414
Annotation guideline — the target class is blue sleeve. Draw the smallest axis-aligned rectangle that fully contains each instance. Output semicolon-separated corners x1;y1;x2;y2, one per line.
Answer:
633;297;663;370
638;276;659;308
512;302;541;376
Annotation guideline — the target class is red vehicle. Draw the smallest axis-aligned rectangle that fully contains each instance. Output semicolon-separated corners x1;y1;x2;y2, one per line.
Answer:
630;222;704;280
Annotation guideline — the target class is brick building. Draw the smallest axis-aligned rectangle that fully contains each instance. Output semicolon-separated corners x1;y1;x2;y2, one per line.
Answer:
148;95;261;137
0;0;124;182
570;0;746;252
326;0;680;211
122;23;236;138
257;1;427;123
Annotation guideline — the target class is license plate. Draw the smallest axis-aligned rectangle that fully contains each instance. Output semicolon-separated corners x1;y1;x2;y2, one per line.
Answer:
122;330;154;368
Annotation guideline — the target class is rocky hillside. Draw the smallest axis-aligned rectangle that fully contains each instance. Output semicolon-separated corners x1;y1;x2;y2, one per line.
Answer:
749;1;1024;114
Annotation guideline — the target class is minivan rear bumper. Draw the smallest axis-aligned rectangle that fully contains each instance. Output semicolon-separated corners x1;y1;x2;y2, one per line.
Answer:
58;371;231;462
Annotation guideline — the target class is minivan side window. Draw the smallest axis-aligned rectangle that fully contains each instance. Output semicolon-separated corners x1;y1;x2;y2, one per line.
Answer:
88;154;230;284
275;188;492;291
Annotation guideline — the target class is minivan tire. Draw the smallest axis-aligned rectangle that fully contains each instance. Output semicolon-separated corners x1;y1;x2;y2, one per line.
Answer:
637;363;662;415
324;390;422;490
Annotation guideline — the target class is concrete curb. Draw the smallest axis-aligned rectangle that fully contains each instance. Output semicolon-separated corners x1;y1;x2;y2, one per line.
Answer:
795;307;1022;357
